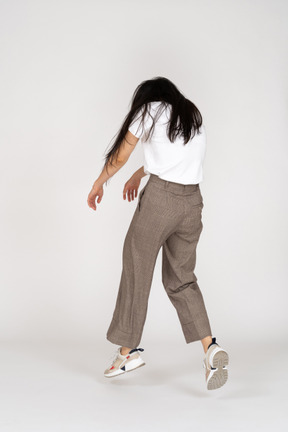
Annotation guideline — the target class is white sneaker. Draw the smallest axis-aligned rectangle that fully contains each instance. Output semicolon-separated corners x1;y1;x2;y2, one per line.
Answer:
203;337;229;390
104;347;146;378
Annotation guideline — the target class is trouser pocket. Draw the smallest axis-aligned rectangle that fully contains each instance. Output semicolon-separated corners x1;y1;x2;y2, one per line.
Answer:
138;186;146;210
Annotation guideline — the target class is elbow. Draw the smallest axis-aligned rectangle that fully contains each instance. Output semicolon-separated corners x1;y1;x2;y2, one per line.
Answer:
115;155;129;165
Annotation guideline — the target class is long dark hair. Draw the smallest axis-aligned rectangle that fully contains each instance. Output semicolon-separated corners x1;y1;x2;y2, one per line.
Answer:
102;76;203;181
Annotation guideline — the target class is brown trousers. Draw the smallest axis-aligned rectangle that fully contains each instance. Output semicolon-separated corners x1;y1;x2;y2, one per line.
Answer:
106;173;212;348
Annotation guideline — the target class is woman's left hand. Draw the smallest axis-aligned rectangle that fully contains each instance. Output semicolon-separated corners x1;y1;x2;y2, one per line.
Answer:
123;174;141;202
87;181;104;211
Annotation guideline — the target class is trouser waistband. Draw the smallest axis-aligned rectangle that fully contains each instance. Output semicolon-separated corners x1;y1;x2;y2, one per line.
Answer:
148;173;199;194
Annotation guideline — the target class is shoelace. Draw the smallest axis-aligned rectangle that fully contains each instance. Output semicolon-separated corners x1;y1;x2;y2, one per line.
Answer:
108;348;121;367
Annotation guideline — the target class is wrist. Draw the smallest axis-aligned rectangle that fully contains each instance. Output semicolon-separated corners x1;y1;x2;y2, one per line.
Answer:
135;166;147;180
133;171;143;182
93;178;105;188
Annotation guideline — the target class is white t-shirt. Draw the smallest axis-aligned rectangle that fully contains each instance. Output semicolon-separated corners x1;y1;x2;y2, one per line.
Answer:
128;101;206;185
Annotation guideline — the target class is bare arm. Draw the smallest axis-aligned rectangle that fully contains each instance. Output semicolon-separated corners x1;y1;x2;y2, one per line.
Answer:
95;130;140;186
87;131;147;210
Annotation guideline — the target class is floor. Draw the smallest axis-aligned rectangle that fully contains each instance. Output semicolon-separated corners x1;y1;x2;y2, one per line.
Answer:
0;336;287;432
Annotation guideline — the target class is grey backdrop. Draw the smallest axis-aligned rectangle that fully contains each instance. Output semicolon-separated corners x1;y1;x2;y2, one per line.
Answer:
0;1;287;431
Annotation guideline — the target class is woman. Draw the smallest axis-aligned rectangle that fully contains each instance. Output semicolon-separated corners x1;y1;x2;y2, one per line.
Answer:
87;77;229;390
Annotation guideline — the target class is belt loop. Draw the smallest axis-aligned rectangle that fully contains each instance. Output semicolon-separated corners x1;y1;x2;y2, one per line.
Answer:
165;180;169;189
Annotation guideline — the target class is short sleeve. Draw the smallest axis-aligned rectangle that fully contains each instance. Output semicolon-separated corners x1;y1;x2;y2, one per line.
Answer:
128;106;146;138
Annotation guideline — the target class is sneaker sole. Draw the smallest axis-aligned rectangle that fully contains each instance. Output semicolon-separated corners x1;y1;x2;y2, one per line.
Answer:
207;349;229;390
104;359;146;378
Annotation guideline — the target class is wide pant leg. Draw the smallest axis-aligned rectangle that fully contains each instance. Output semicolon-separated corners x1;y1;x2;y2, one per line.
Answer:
161;201;212;343
106;181;173;348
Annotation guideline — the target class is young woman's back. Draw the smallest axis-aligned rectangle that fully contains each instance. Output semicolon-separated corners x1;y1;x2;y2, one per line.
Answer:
128;101;207;185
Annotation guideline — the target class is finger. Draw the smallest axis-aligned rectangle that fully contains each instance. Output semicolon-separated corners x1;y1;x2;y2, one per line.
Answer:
87;196;96;211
